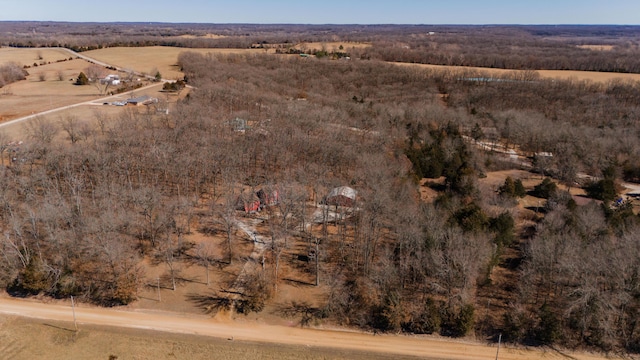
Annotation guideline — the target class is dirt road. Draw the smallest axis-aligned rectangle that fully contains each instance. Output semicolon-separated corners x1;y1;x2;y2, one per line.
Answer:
0;81;163;132
0;297;615;360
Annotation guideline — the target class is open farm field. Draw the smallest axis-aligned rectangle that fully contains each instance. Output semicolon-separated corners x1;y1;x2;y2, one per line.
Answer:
83;46;270;80
0;81;180;140
0;47;71;66
176;33;227;39
292;41;371;52
0;76;163;127
400;62;640;83
576;44;615;51
0;58;103;121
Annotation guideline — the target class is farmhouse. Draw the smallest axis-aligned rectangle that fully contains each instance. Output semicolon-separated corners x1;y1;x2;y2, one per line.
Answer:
127;95;158;106
100;74;120;85
324;186;357;207
257;188;279;207
235;192;261;213
226;117;250;132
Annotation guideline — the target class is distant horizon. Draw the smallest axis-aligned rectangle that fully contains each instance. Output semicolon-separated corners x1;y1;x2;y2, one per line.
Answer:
1;20;639;27
1;0;639;25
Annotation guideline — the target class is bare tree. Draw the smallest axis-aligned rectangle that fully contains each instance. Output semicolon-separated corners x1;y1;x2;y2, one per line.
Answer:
85;64;105;82
24;117;58;145
59;115;84;144
215;194;237;264
194;241;216;286
0;131;10;166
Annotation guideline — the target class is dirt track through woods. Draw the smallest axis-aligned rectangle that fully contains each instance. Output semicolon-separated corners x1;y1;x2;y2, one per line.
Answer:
0;297;616;360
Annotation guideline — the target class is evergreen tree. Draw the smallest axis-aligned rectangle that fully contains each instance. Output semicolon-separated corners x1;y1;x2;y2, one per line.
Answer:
75;71;89;85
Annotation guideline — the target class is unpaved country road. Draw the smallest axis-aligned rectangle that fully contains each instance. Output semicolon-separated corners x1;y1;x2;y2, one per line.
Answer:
0;82;163;131
0;46;171;132
0;297;612;360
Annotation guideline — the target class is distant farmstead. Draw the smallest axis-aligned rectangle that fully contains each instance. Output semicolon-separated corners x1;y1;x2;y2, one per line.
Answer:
127;95;158;106
226;117;250;133
101;74;120;86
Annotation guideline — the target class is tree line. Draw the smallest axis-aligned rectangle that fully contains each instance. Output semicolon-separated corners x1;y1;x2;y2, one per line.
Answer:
3;22;640;74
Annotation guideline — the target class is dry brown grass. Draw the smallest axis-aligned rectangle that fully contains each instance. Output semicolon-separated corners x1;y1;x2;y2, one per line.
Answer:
399;62;640;83
576;44;614;51
0;59;103;122
176;34;227;39
293;42;371;52
0;82;181;141
83;46;271;80
0;82;164;130
0;47;71;67
0;46;166;125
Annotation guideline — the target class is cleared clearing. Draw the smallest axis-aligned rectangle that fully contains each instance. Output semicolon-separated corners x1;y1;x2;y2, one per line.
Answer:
398;62;640;83
576;44;615;51
0;59;104;122
293;41;371;51
83;46;271;80
176;33;227;39
0;47;71;66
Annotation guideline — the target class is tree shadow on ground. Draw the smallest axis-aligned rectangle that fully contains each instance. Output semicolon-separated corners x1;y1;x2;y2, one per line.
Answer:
186;292;233;315
283;277;314;287
274;301;322;327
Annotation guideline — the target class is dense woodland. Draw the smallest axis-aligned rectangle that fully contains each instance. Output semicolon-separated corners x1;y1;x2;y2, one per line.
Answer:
1;24;640;354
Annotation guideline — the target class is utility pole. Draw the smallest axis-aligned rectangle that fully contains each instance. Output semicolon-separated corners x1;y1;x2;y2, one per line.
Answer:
70;295;78;331
157;277;161;302
495;333;502;360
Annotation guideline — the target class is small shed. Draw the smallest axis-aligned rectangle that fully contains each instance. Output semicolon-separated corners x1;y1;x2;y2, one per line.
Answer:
324;186;357;207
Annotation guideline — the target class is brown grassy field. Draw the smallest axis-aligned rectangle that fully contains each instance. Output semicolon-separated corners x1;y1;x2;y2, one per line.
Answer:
293;41;371;52
83;46;271;80
0;82;183;140
576;44;614;51
399;62;640;83
0;59;101;122
176;34;227;39
86;46;640;84
0;47;169;124
0;47;71;66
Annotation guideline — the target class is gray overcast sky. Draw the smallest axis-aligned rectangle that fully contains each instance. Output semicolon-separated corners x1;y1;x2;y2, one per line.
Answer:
1;0;639;24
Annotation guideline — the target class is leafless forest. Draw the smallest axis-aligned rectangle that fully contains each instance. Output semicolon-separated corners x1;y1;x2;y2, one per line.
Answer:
3;22;640;72
1;23;640;354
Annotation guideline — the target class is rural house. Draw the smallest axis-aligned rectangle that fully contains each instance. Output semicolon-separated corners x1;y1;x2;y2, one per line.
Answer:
226;117;250;133
127;95;158;106
324;186;357;207
100;74;120;85
235;192;261;213
257;188;279;208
